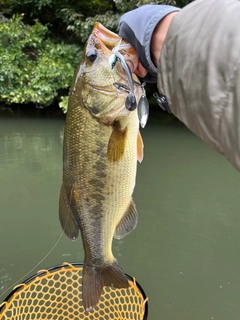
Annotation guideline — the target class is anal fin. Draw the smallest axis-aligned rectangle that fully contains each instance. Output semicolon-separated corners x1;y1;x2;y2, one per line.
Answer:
114;199;138;240
59;184;79;240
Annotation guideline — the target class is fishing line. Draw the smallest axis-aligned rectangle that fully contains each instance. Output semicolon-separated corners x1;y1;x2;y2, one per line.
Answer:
0;227;65;299
110;42;141;86
113;61;141;88
125;59;135;73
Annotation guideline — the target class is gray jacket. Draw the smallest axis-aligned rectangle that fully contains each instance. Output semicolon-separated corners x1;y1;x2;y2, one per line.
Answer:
158;0;240;171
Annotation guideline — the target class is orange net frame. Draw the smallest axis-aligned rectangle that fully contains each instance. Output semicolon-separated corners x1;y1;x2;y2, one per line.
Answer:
0;262;148;320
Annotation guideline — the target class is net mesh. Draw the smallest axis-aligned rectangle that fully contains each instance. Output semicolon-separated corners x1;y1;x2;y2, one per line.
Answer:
0;262;148;320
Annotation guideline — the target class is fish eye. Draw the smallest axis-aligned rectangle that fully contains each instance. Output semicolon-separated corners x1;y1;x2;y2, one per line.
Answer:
87;49;97;62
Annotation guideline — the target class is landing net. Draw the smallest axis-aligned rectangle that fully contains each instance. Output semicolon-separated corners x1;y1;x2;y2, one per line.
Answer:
0;262;148;320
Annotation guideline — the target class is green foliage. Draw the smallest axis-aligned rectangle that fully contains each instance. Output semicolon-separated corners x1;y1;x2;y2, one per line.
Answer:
114;0;177;13
175;0;193;7
59;95;69;113
63;8;121;43
0;15;80;107
61;0;179;42
0;0;193;110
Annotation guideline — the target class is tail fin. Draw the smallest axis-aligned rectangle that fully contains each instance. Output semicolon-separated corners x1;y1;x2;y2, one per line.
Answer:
82;260;129;311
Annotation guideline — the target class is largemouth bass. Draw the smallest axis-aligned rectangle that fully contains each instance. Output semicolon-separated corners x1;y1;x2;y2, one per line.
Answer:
59;22;144;311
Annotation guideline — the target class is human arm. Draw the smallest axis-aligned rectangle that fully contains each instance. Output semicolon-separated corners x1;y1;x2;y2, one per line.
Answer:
157;0;240;171
119;1;240;172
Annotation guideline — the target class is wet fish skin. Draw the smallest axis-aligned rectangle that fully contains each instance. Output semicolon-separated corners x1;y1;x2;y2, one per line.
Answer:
59;23;144;311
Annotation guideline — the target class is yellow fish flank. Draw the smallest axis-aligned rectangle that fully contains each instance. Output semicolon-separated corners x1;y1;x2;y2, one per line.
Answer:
59;22;144;311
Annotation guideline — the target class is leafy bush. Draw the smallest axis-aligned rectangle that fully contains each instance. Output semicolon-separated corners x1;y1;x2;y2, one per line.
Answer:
0;14;80;109
0;0;193;111
61;0;179;42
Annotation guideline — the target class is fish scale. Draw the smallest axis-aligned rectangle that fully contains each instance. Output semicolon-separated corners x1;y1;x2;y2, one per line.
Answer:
59;22;144;311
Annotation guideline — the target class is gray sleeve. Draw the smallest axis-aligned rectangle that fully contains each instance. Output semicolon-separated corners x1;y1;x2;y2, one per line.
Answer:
118;5;180;83
158;0;240;171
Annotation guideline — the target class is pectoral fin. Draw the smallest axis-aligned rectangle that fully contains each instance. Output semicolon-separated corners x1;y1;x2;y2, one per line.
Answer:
137;131;144;163
59;184;79;240
107;122;127;162
114;200;138;239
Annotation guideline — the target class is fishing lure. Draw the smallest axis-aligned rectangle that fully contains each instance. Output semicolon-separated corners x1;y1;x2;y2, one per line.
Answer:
109;40;149;127
113;81;149;128
109;40;137;111
153;92;171;113
137;83;149;128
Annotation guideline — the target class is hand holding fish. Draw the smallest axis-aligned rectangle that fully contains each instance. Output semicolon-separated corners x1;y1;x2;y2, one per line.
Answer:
118;5;179;83
119;1;240;172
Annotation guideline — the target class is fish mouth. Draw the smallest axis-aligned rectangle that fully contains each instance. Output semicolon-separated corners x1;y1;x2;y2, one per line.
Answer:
92;22;138;68
93;22;123;53
92;23;130;90
91;23;145;116
92;23;141;108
